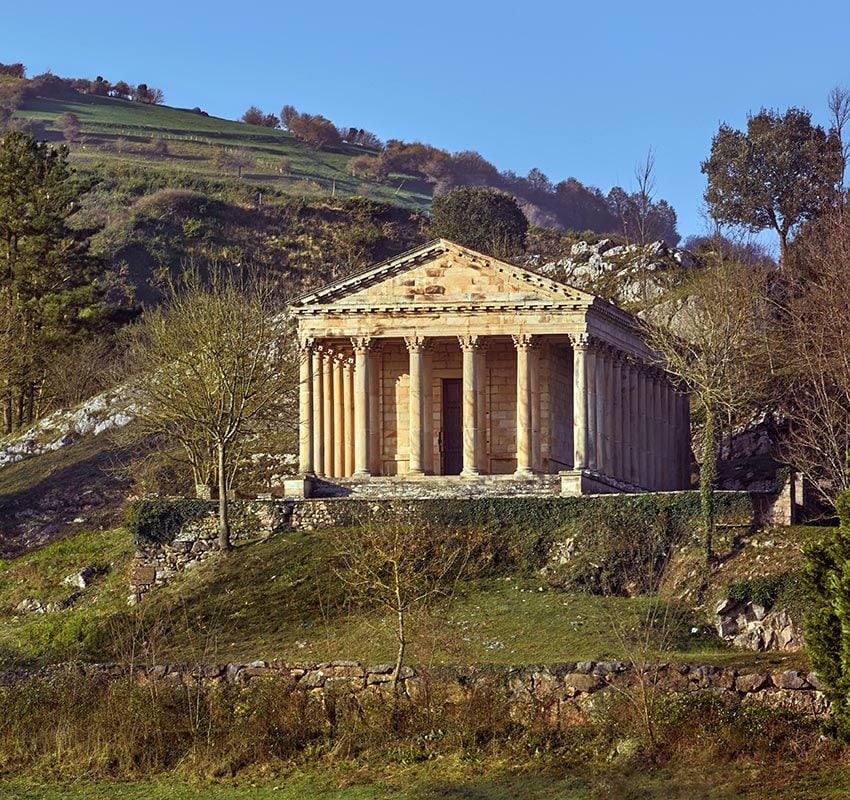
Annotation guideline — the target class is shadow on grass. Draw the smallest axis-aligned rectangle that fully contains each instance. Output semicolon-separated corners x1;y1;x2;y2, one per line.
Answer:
0;436;132;558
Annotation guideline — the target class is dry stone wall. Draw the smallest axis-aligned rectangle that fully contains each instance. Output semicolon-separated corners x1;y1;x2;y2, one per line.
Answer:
0;660;829;721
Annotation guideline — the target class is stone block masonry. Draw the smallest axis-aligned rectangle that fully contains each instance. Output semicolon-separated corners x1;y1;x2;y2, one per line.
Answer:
126;490;784;604
0;660;829;721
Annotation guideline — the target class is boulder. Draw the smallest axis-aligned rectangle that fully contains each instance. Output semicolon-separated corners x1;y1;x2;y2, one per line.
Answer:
63;566;96;589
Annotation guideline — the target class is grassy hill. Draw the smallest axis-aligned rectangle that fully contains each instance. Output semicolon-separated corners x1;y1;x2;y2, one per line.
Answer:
0;517;812;672
14;88;431;211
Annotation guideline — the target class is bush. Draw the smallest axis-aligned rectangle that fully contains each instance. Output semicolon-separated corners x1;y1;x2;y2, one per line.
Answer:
431;186;528;257
125;498;213;547
803;490;850;740
725;572;803;612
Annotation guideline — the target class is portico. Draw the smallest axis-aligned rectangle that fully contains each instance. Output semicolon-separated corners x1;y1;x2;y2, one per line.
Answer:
292;239;690;495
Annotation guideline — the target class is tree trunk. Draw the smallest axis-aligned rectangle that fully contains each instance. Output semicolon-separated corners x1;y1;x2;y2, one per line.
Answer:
2;390;10;435
392;605;405;691
15;388;23;431
700;410;717;564
778;231;789;269
217;443;232;552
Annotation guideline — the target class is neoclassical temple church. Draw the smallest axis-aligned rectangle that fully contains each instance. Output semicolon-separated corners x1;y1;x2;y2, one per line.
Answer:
292;239;690;496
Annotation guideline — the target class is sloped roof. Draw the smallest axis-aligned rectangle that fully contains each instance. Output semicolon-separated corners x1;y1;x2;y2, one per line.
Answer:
292;239;601;310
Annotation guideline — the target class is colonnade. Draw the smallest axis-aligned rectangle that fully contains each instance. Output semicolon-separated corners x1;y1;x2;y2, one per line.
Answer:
298;333;689;489
570;333;689;490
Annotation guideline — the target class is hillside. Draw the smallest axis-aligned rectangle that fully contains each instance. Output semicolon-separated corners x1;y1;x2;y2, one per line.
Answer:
12;83;431;211
0;519;807;672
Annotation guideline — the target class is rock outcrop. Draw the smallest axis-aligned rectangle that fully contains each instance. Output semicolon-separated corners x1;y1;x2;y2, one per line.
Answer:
715;597;803;652
527;239;695;306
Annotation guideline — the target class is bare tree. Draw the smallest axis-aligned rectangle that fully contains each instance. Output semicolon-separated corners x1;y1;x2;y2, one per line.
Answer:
122;267;297;550
783;207;850;503
215;147;255;179
632;148;657;246
56;112;80;145
330;504;482;687
828;86;850;186
641;236;775;559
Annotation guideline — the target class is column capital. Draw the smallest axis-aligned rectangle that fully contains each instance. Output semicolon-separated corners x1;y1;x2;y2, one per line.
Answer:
511;333;537;350
457;334;481;351
568;332;595;350
350;335;373;353
300;336;316;352
405;335;427;353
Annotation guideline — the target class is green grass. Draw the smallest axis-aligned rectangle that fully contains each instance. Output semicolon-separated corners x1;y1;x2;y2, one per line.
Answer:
3;760;850;800
14;92;432;211
0;522;795;671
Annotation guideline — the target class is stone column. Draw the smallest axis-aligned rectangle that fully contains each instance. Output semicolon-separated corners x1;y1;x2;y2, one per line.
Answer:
594;345;609;474
611;352;622;481
406;336;426;476
459;335;480;476
322;348;334;477
343;357;354;477
513;334;535;477
531;343;541;472
298;339;314;475
586;343;598;472
678;389;691;490
423;345;434;474
368;344;382;476
627;363;638;485
351;337;371;478
601;347;615;476
312;344;324;476
476;346;488;473
333;353;346;478
637;367;649;489
649;370;661;490
571;334;590;470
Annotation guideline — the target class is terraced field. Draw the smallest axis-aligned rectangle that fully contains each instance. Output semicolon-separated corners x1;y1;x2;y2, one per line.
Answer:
14;89;431;211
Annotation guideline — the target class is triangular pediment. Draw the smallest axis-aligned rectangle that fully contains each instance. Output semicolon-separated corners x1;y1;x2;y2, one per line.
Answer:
293;240;597;310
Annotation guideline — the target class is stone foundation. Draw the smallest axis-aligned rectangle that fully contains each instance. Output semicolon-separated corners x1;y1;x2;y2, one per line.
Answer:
311;473;563;499
127;488;789;604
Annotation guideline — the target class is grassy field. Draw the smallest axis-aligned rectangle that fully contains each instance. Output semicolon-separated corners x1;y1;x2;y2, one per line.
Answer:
14;91;431;211
3;755;850;799
0;518;814;671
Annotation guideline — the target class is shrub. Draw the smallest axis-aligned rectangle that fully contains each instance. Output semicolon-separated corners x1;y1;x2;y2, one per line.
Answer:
725;572;803;612
431;186;528;257
803;490;850;740
125;498;212;547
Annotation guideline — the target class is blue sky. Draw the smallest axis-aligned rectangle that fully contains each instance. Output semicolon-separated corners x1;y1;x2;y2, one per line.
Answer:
4;0;849;248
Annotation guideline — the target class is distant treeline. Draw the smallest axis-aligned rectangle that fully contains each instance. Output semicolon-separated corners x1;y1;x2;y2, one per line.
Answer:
0;62;164;118
240;102;680;244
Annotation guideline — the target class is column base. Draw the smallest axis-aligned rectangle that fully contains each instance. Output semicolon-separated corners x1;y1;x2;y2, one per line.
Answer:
560;470;621;496
407;469;426;478
283;477;313;499
460;468;480;478
514;467;535;479
351;470;372;480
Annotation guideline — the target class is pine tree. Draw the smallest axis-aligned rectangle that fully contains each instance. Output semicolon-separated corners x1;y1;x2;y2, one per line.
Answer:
0;130;103;432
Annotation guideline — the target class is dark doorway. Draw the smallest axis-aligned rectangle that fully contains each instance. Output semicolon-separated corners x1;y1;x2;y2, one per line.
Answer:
441;378;463;475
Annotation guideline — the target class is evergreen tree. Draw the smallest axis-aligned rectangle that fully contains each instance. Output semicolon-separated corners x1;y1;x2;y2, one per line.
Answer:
0;130;103;432
431;186;528;258
804;491;850;740
702;108;843;266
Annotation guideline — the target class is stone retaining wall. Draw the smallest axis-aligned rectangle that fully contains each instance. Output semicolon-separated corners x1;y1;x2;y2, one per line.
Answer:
127;491;766;604
0;660;829;721
311;475;564;499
